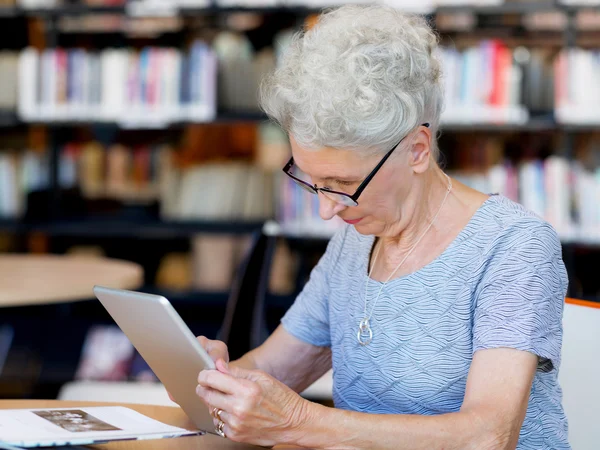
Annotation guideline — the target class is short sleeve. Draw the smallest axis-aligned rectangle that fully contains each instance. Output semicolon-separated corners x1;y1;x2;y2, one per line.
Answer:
280;225;348;347
473;220;569;372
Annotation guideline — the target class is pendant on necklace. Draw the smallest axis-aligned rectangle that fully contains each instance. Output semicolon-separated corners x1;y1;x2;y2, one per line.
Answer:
357;318;373;346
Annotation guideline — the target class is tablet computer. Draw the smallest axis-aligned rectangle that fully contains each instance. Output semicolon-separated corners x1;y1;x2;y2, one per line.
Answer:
93;286;216;432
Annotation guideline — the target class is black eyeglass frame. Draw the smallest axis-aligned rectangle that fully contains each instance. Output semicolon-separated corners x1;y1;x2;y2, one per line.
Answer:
282;123;430;207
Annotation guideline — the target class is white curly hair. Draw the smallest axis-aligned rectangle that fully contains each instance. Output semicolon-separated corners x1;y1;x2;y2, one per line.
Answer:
259;4;444;159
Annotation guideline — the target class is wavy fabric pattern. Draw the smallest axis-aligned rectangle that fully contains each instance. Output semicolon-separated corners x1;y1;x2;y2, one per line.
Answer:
281;195;570;449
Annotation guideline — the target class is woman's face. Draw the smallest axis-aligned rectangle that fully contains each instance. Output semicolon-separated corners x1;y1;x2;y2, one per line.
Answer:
290;136;418;236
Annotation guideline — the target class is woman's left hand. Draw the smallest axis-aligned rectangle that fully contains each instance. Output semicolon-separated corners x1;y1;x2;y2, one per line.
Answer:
196;359;312;446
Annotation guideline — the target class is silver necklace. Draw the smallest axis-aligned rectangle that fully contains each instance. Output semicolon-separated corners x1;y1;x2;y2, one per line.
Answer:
357;174;453;346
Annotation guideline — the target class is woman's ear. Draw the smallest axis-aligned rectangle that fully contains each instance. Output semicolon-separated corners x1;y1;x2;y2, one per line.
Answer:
409;127;432;174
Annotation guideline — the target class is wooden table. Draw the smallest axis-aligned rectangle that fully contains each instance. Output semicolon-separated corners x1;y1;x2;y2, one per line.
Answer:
0;255;143;307
0;400;302;449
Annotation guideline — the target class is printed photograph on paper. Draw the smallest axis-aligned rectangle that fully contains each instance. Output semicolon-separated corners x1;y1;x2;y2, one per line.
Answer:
34;409;121;433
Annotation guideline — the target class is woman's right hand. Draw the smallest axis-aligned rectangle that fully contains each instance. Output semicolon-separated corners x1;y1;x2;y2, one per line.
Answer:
167;335;229;403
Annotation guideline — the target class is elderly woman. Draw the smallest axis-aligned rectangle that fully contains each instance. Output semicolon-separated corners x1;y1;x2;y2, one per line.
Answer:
194;5;569;449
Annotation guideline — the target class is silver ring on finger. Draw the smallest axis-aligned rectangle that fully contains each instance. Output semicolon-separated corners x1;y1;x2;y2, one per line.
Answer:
216;419;226;438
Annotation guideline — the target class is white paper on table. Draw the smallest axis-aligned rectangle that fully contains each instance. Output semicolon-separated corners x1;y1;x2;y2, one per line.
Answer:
0;406;200;448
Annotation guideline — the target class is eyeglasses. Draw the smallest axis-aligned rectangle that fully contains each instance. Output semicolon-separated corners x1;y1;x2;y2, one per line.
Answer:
282;123;430;207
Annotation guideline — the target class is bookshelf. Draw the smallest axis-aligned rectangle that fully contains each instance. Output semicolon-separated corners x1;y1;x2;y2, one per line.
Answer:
0;112;270;128
0;217;265;237
0;115;566;131
2;114;600;132
0;1;596;261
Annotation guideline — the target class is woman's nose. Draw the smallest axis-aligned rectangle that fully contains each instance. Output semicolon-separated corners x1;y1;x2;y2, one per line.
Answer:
318;193;347;220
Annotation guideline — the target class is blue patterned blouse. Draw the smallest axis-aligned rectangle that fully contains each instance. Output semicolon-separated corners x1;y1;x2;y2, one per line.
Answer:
281;194;570;449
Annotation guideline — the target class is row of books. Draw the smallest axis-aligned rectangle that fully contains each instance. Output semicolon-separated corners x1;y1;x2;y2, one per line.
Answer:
60;142;275;221
56;14;185;35
275;153;600;243
0;144;177;219
18;42;217;126
0;140;276;222
555;49;600;125
7;43;598;126
441;43;596;124
452;157;600;243
440;41;529;125
59;142;172;202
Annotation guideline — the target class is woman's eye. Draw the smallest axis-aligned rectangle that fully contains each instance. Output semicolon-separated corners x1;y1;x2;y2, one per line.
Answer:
336;180;354;187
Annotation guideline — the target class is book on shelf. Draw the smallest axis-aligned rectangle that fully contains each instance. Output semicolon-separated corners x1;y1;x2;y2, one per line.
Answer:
554;48;600;125
521;48;555;114
0;52;18;112
18;42;217;126
0;149;49;219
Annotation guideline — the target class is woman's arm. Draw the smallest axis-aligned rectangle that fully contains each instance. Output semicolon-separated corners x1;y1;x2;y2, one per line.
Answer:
294;347;537;450
197;346;537;449
234;325;332;392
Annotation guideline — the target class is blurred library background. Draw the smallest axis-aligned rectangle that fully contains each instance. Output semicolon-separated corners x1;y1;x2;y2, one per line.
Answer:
0;0;598;403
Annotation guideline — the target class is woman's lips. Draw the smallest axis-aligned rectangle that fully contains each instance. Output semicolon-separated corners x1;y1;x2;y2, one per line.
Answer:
343;217;363;225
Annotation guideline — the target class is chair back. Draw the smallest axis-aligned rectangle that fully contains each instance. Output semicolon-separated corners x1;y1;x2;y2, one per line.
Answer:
218;230;276;361
559;298;600;450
